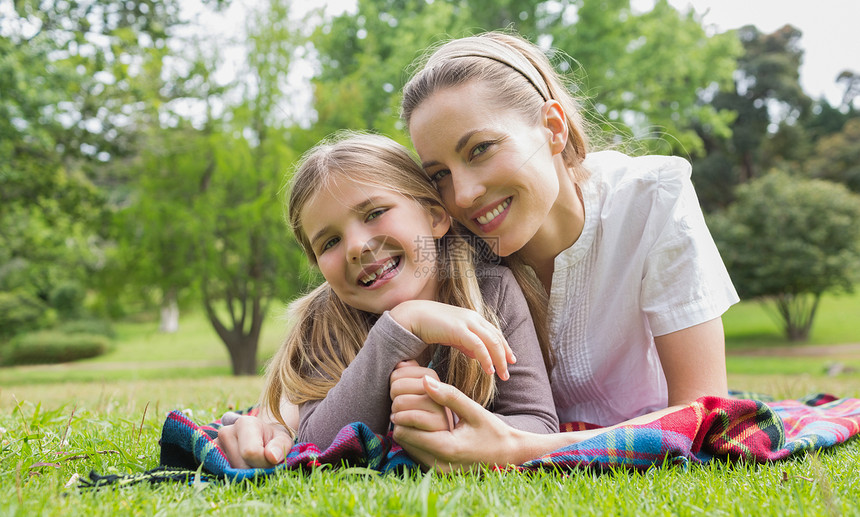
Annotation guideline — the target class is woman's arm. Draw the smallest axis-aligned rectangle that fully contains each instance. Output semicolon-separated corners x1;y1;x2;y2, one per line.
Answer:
654;317;728;404
393;318;728;471
393;376;689;472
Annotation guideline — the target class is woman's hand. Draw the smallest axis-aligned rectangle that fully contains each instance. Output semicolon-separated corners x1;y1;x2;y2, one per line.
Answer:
391;375;529;472
389;300;515;380
391;377;623;472
214;415;294;469
390;360;454;432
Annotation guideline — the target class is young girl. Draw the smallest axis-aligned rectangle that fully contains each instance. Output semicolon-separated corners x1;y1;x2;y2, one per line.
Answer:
391;31;740;470
218;131;557;462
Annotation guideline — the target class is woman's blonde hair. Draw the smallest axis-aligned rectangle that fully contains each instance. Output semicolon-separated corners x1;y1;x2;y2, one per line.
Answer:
401;31;591;182
262;131;504;432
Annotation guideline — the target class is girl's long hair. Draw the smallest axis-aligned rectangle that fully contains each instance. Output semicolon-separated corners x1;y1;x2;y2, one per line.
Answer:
261;131;511;431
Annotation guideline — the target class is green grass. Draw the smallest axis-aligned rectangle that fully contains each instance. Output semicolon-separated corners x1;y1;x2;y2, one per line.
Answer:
723;289;860;349
1;378;858;516
2;295;860;516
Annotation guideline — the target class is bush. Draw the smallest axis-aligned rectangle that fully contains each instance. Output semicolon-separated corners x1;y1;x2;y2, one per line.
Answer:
49;281;85;319
0;331;111;366
0;290;55;340
56;318;116;339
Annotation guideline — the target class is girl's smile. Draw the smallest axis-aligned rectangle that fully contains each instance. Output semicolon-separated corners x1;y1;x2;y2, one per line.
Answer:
357;256;401;288
300;177;450;315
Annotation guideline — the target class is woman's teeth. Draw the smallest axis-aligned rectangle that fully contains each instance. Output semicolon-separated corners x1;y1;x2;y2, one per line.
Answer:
476;198;510;225
359;258;398;286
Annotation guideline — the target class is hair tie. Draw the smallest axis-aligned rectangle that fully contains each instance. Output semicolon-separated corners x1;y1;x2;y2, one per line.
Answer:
431;37;550;102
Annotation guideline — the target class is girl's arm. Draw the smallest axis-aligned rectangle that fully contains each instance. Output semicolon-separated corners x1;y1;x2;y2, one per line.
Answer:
391;267;558;439
299;301;519;449
298;312;429;449
392;317;728;471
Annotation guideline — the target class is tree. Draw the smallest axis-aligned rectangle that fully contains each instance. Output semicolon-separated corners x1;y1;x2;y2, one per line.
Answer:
547;0;741;156
111;0;309;374
806;117;860;194
1;0;187;328
304;0;740;159
709;171;860;341
691;24;812;211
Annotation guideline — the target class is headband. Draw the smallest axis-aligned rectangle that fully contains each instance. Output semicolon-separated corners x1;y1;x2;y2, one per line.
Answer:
429;37;551;102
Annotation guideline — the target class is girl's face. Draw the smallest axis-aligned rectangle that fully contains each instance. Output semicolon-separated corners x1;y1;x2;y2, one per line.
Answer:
300;176;450;315
409;81;567;257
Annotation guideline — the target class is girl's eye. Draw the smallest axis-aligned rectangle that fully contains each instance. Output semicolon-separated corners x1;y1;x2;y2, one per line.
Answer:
321;236;340;252
430;169;450;186
366;208;386;222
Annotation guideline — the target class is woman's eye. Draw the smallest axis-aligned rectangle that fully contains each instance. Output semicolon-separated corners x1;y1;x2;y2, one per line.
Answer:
430;169;450;186
470;142;491;159
321;236;340;252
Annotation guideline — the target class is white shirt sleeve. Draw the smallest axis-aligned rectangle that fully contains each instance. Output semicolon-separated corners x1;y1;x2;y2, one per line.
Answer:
640;157;739;336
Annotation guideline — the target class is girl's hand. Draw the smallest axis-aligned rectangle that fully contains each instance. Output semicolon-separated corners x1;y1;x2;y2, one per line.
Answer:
215;415;294;469
390;360;454;432
389;300;515;380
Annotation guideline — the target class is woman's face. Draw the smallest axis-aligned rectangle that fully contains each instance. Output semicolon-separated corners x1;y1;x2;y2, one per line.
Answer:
300;176;450;315
409;81;565;257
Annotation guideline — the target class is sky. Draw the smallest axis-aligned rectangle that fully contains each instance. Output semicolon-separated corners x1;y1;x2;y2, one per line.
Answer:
654;0;860;105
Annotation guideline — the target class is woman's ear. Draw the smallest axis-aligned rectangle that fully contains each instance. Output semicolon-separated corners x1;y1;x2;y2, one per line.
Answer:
428;206;452;238
542;100;568;156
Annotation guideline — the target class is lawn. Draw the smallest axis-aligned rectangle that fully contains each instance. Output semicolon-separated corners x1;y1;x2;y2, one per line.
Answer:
2;292;860;516
723;289;860;349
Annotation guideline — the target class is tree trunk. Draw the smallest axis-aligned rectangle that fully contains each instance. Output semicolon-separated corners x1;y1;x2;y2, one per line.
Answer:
775;293;820;342
224;334;259;376
201;287;265;376
158;287;180;333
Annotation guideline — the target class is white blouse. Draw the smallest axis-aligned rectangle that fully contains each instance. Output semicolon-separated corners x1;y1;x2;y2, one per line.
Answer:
549;151;739;426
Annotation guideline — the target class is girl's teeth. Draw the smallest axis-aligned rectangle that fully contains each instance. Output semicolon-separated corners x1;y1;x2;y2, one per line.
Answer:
360;259;397;285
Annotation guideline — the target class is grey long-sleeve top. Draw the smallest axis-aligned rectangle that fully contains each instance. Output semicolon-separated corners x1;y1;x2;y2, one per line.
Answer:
298;264;559;449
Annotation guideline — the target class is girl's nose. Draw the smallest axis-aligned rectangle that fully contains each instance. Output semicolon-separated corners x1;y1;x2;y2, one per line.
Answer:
347;232;373;263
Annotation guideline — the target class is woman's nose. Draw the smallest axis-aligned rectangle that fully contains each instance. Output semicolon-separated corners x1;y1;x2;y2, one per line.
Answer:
451;169;486;209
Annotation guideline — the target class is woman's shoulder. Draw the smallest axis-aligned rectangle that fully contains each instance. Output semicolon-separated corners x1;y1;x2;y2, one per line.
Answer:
584;150;692;189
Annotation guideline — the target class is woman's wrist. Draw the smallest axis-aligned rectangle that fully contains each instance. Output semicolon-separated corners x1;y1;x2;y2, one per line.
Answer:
388;300;419;333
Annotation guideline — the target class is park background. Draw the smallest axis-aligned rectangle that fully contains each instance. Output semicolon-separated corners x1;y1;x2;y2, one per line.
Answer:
1;0;860;514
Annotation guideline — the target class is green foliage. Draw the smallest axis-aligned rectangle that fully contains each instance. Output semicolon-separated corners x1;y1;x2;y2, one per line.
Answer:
547;0;741;156
48;282;86;320
710;171;860;340
0;0;190;332
1;331;111;366
56;319;116;339
691;24;817;211
0;291;54;341
807;117;860;193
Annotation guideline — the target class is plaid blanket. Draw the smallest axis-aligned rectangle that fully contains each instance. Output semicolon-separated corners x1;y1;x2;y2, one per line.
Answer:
82;394;860;486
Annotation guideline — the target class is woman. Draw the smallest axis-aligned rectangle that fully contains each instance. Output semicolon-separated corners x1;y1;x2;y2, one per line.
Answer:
389;31;739;471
